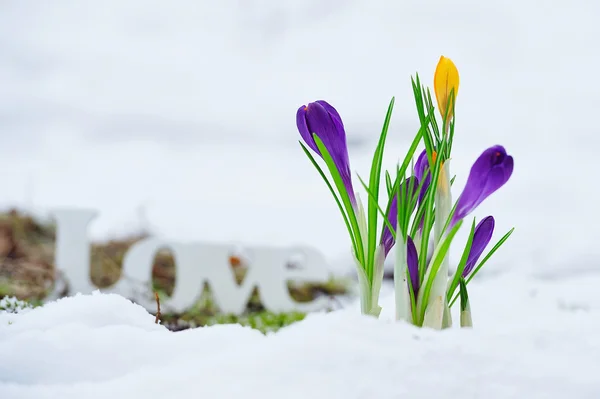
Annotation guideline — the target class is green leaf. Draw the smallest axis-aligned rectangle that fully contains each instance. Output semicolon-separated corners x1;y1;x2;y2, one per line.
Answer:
446;89;457;156
397;166;407;237
385;171;393;197
459;278;469;312
299;141;357;253
378;127;424;241
400;170;419;235
312;134;365;265
447;117;457;157
425;88;441;145
412;76;436;160
357;174;396;243
367;97;395;281
417;219;463;324
465;227;515;285
408;163;432;237
417;139;447;282
378;172;402;240
411;75;426;124
446;218;476;303
409;200;428;238
449;227;515;307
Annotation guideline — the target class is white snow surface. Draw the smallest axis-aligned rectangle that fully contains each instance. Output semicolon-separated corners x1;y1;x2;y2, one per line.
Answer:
1;274;600;399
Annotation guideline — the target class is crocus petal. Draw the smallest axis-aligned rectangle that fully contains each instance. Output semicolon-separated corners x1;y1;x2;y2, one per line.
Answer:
296;105;319;154
414;149;431;204
406;236;420;297
451;145;513;226
414;149;429;182
315;100;343;125
381;195;398;257
434;55;460;122
414;149;433;231
296;100;356;204
463;216;495;277
380;176;420;257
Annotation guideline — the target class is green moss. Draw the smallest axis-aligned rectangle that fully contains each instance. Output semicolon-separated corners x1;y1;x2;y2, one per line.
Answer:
155;275;351;333
203;311;306;334
0;296;34;313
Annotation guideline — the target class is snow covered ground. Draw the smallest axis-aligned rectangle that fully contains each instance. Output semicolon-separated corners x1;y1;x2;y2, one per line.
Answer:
1;273;599;399
0;0;599;397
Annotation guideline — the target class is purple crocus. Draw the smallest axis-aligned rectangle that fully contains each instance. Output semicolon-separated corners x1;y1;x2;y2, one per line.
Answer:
406;236;420;296
462;216;495;277
297;101;356;205
450;145;513;227
381;177;419;257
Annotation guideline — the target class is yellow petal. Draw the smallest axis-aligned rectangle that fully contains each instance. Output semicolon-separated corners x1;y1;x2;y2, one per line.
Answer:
434;55;460;122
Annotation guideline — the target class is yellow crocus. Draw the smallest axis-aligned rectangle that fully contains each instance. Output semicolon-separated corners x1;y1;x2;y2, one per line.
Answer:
433;55;460;128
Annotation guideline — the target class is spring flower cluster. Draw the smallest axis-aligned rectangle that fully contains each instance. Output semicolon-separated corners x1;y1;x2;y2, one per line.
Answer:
296;56;514;329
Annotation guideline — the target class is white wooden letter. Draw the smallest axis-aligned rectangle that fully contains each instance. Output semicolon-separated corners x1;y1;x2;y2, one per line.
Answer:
51;208;98;296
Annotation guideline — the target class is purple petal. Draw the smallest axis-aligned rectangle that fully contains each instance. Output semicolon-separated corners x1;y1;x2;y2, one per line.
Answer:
296;105;319;153
463;216;495;277
315;100;343;126
406;236;420;296
414;149;429;183
451;146;513;226
413;150;431;231
381;195;398;257
297;101;356;204
414;149;432;204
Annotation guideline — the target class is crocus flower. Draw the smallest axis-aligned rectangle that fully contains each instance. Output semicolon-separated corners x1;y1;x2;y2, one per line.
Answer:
450;145;513;227
462;216;495;277
434;55;460;124
381;177;419;257
297;100;356;204
406;236;420;296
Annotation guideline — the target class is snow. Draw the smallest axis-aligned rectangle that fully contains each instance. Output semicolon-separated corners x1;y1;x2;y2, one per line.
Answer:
1;0;600;397
1;275;600;398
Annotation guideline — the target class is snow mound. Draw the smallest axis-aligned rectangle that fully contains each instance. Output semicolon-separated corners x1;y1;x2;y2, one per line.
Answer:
0;292;161;334
1;273;599;398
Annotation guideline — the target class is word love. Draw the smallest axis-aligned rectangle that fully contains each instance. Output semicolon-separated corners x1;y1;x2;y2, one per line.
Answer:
50;209;331;315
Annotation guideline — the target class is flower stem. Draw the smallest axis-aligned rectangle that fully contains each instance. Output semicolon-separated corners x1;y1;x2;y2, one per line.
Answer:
424;160;453;329
394;232;412;322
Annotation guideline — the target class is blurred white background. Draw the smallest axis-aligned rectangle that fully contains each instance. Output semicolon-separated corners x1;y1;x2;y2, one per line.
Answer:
0;0;596;275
